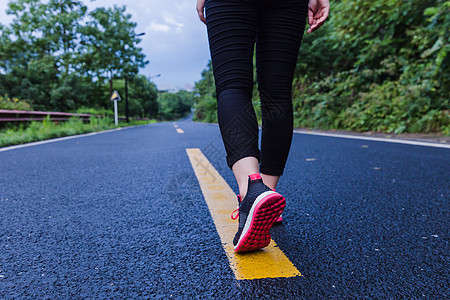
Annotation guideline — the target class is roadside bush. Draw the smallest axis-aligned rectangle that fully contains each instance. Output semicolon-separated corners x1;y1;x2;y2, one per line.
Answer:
194;96;217;123
0;96;33;111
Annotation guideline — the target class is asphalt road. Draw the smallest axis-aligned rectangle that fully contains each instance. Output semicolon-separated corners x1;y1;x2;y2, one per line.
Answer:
0;116;448;299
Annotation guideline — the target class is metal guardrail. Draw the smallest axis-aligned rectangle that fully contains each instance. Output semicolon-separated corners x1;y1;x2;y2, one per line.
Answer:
0;109;149;123
0;109;93;122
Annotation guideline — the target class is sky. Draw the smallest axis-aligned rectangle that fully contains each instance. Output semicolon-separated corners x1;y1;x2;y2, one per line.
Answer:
0;0;212;91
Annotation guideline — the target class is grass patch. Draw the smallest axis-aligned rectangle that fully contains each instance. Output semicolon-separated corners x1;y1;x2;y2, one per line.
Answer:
0;116;157;148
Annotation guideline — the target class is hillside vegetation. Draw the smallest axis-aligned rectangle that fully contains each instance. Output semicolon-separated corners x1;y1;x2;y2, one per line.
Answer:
194;0;449;134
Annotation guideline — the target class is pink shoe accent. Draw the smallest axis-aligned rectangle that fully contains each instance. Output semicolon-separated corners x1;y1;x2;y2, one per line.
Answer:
249;173;262;181
231;209;239;220
271;189;283;223
234;192;285;253
231;195;241;220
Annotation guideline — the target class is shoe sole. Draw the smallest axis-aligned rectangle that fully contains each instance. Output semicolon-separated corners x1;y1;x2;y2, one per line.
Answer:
234;191;285;253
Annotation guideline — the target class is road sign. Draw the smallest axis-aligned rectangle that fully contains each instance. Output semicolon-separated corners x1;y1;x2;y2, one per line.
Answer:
110;90;121;101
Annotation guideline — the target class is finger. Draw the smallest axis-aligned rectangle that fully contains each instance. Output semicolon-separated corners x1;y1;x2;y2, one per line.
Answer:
318;7;330;22
314;9;329;29
308;19;319;34
308;8;314;26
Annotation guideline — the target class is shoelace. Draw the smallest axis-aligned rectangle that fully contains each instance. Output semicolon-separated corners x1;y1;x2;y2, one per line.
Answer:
231;195;241;220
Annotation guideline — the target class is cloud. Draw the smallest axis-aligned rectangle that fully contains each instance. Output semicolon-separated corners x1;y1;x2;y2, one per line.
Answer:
162;13;184;33
145;13;184;34
146;21;170;33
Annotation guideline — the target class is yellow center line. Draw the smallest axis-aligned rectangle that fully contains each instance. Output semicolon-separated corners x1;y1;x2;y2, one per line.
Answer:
186;148;301;280
176;128;184;134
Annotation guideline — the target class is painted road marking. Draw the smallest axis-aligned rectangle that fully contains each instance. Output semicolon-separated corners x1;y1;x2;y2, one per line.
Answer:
176;128;184;134
0;127;135;153
186;148;301;280
294;129;450;149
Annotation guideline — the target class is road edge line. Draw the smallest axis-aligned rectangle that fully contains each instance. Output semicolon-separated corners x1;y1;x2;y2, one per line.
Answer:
294;130;450;149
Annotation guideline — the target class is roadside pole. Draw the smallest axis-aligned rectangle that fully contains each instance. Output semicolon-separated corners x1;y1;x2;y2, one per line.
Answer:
125;76;129;123
110;90;121;126
114;100;118;126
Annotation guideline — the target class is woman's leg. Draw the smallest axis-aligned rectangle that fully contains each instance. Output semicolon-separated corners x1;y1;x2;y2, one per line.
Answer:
205;0;259;198
256;0;308;186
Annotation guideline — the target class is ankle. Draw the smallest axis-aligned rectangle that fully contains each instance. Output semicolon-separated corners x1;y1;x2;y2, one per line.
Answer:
261;173;280;190
238;173;261;200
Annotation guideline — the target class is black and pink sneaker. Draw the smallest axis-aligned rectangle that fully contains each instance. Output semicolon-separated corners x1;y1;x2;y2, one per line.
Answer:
231;173;285;253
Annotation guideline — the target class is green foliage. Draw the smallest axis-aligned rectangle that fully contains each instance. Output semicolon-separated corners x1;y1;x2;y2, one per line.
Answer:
194;95;217;123
193;62;218;122
75;106;114;117
0;95;32;110
292;0;449;134
157;90;193;120
79;5;147;81
122;75;158;118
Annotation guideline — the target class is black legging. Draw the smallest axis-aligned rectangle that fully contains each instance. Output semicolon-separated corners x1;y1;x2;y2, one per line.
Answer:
205;0;308;176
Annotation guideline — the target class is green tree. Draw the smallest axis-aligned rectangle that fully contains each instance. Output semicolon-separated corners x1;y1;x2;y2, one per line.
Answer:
157;91;192;120
5;0;87;73
1;0;90;110
193;62;218;122
79;5;148;96
129;75;159;118
113;75;159;118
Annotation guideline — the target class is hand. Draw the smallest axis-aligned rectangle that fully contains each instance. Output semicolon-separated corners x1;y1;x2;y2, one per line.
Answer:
307;0;329;34
196;0;206;24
